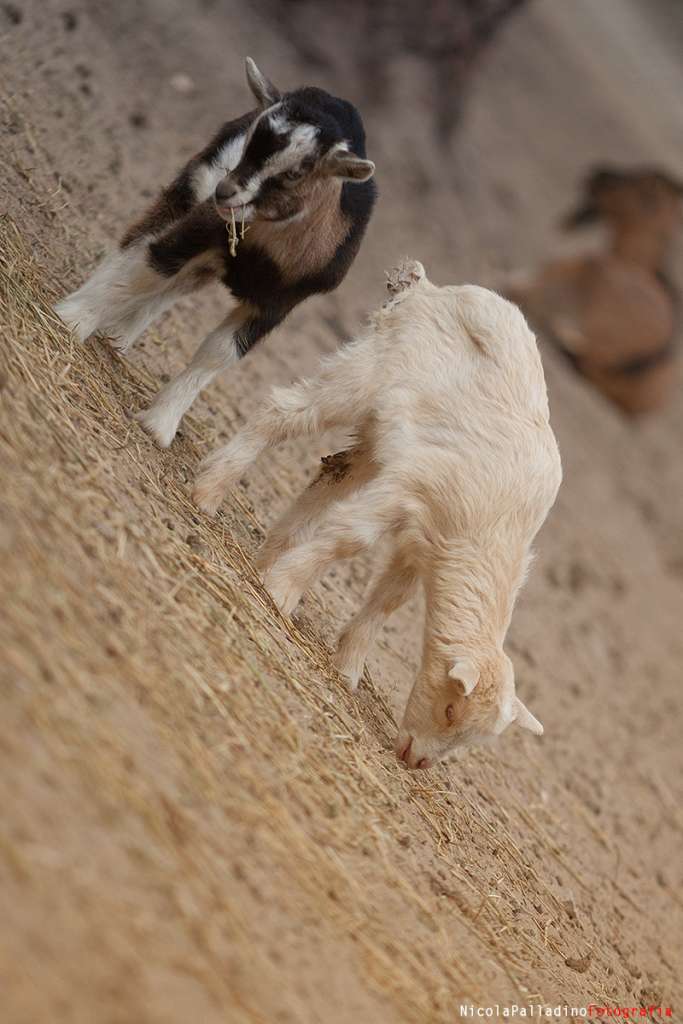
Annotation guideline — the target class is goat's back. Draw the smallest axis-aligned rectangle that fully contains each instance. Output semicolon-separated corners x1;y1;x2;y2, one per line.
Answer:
365;281;562;535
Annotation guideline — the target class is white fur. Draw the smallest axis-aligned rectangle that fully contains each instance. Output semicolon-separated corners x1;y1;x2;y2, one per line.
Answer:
55;243;158;348
55;239;234;447
226;120;319;209
193;262;562;765
136;309;242;447
268;111;290;135
55;246;222;351
192;134;248;202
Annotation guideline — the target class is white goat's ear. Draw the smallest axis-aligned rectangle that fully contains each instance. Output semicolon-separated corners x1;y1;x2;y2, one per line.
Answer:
245;57;280;109
322;146;375;182
514;697;544;735
448;658;479;696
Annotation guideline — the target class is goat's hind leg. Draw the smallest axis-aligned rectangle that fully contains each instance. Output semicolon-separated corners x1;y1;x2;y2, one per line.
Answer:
194;348;377;514
55;241;181;351
263;477;399;617
256;446;377;573
55;167;212;348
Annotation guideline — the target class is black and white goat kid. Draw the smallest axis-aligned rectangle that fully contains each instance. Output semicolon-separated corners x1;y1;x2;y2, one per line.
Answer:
55;59;376;447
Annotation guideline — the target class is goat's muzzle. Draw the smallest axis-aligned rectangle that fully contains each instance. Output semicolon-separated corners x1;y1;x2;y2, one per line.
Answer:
395;732;432;770
397;735;413;764
215;178;240;205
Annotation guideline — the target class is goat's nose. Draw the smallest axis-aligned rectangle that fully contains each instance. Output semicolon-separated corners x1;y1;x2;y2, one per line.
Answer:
398;736;413;764
215;178;238;203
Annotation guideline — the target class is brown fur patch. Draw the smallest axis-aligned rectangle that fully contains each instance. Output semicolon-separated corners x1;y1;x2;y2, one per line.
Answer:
244;179;350;285
318;448;354;484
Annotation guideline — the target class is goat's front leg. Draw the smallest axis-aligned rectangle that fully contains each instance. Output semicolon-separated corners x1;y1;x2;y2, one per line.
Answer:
335;551;418;690
255;446;378;573
262;477;399;616
136;305;281;449
193;340;379;514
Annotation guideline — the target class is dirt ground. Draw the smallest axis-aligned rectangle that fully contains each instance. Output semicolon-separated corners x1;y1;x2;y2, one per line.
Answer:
1;0;682;1021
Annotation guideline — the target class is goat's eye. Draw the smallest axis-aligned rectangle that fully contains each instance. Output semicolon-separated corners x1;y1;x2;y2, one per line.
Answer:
283;168;304;183
446;704;455;724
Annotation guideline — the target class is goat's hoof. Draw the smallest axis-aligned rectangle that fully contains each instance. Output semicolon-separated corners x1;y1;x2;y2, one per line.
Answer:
262;573;300;617
135;406;178;449
53;298;95;343
333;655;363;692
193;455;232;515
339;670;362;694
192;477;225;516
107;333;134;354
253;549;276;574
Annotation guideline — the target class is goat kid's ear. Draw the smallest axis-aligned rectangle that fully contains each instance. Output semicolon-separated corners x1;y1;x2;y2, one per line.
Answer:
245;57;281;109
514;697;544;735
662;172;683;196
561;201;599;231
585;165;624;191
322;146;375;182
448;658;479;696
562;165;626;230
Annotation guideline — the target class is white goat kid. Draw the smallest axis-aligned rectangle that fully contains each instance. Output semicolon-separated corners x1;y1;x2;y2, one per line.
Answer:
194;261;562;769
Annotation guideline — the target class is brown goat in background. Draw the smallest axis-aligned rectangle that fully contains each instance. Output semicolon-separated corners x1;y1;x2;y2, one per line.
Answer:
506;167;683;415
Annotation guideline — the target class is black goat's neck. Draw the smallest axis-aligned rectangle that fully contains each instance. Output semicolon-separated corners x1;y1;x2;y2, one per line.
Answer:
246;178;346;286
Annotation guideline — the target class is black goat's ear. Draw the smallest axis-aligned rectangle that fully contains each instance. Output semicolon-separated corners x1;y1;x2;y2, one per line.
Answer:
321;146;375;182
245;57;280;109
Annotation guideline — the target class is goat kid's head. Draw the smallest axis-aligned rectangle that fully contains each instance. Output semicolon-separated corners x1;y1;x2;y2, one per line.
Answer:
214;58;375;225
395;649;543;770
563;165;683;235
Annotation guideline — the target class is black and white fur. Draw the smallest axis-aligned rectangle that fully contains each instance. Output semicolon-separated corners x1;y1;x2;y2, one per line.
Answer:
55;59;377;447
